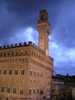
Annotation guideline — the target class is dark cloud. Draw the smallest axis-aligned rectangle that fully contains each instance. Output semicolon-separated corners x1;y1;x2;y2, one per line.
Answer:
0;0;36;39
0;0;64;39
51;0;75;48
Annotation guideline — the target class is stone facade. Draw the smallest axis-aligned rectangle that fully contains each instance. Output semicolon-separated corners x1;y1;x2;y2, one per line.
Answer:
0;10;53;100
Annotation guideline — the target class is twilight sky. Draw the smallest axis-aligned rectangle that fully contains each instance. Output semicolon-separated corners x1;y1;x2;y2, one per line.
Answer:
0;0;75;75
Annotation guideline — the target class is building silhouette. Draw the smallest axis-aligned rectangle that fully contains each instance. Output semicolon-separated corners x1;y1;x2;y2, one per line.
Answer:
0;10;53;100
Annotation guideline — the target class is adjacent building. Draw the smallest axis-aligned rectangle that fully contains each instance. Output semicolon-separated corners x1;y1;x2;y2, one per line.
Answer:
52;74;75;100
0;10;53;100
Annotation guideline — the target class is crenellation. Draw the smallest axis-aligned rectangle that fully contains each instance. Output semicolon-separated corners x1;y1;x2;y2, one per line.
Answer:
10;44;14;48
28;41;33;45
23;42;27;46
15;43;18;47
3;45;6;48
0;45;52;68
19;43;23;47
0;42;34;50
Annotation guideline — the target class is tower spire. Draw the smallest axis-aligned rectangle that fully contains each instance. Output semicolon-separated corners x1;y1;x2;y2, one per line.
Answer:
37;9;51;55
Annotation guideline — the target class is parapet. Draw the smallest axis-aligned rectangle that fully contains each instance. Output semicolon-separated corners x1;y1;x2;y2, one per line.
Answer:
0;41;35;49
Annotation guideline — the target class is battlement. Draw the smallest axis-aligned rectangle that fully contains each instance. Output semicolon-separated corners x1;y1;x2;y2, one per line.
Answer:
0;41;35;49
0;41;53;63
0;41;53;61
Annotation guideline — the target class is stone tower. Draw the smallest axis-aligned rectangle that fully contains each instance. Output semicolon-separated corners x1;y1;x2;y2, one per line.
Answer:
37;9;51;55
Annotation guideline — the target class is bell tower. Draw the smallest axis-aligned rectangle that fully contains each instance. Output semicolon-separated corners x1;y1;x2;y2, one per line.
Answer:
37;9;51;55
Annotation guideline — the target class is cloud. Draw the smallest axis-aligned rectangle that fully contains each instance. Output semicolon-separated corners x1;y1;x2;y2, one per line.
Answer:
0;0;38;39
50;41;75;74
8;27;38;44
50;41;75;63
51;0;75;48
